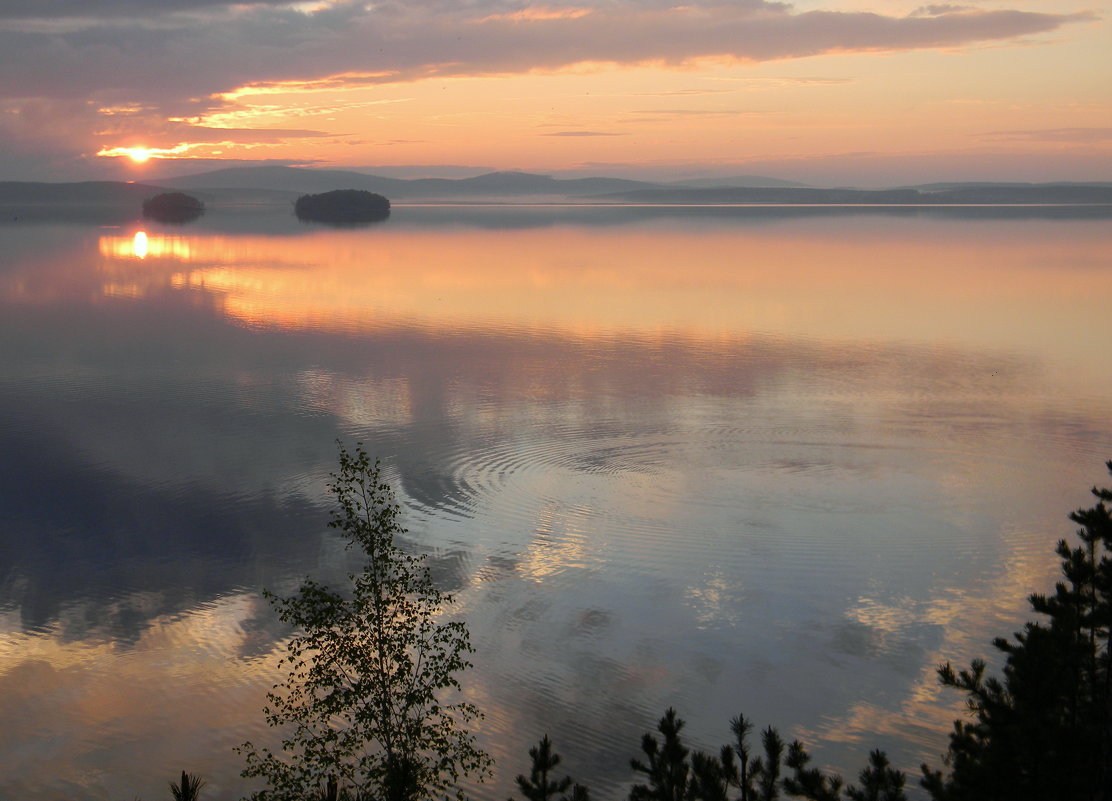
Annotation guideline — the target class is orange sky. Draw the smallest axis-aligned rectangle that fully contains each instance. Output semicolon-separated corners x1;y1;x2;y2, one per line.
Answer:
0;0;1108;184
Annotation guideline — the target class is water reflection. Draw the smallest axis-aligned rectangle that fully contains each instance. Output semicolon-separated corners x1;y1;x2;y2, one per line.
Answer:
1;207;1111;800
77;216;1112;383
99;230;199;261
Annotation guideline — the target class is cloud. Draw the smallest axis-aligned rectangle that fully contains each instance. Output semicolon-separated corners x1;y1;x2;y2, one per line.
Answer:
541;130;626;136
978;127;1112;143
0;2;1092;107
0;0;1096;178
635;88;739;96
707;76;854;86
910;4;975;17
0;0;302;19
629;109;768;116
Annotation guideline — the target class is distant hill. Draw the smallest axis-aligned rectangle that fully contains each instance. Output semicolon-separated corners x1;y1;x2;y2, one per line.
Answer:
903;181;1112;191
668;175;811;189
158;166;672;199
597;184;1112;205
4;174;1110;210
921;185;1112;204
160;165;396;194
156;167;1112;203
597;187;921;204
0;180;167;205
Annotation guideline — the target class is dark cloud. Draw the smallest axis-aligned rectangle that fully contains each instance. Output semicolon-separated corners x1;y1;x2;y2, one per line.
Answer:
0;0;300;19
0;2;1091;105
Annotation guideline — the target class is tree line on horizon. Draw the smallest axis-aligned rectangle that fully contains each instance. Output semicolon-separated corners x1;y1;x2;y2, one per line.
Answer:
160;446;1112;801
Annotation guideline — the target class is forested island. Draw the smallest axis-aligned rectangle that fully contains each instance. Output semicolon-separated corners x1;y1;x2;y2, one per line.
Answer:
142;191;204;222
293;189;391;223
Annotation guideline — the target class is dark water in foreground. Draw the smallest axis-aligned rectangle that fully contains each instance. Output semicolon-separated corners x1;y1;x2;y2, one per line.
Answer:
1;204;1111;800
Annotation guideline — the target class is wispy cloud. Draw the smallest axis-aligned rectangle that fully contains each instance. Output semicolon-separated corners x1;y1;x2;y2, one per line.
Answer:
541;130;626;136
979;127;1112;143
910;4;975;17
636;88;740;96
629;108;770;117
706;76;854;87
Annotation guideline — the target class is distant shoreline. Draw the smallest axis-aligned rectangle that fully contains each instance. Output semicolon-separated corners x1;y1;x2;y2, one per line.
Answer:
3;174;1112;209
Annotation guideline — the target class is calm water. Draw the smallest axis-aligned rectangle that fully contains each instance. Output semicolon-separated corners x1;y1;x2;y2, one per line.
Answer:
1;205;1111;800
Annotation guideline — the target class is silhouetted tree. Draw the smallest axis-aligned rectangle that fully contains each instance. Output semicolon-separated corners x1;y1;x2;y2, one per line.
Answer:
238;443;492;801
630;708;692;801
689;749;732;801
782;740;842;801
727;715;758;801
844;750;906;801
169;770;205;801
512;735;588;801
628;710;909;801
685;713;762;801
921;461;1112;801
752;727;784;801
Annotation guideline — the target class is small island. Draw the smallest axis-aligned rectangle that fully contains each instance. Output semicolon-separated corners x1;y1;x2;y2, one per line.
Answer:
141;191;204;223
294;189;390;224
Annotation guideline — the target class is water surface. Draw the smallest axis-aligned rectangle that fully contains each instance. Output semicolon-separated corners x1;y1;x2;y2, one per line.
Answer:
1;205;1110;800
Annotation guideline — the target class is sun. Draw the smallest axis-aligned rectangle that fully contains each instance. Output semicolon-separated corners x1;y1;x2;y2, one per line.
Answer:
97;143;192;162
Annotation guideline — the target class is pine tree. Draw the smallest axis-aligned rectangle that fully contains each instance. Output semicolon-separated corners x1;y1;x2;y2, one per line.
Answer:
630;708;692;801
782;740;842;801
511;735;588;801
844;750;905;801
169;771;205;801
238;443;492;801
751;727;784;801
687;714;767;801
727;715;757;801
921;461;1112;801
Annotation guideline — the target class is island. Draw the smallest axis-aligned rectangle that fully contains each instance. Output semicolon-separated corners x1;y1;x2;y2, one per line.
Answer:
142;191;204;223
294;189;391;223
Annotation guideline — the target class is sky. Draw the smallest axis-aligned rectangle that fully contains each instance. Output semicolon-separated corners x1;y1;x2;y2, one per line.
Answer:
1;0;1109;186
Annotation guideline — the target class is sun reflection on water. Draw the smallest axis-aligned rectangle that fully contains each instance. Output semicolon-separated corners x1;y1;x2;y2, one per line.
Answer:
87;220;1112;363
98;231;195;261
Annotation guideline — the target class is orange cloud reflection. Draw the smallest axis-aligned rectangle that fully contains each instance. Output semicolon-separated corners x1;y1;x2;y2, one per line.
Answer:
92;219;1112;386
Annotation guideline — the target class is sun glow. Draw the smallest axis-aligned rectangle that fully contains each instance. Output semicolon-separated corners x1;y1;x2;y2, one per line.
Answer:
96;143;193;162
98;231;201;262
132;231;148;259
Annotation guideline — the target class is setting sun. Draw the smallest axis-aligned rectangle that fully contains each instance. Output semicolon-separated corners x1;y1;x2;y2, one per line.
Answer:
95;143;192;162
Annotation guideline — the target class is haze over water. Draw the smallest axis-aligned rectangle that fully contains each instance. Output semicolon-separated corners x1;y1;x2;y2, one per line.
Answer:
1;205;1111;800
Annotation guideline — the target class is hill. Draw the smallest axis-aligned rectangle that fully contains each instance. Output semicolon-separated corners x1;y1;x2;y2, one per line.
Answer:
4;173;1110;210
157;166;665;199
0;181;167;205
596;184;1112;205
668;175;811;189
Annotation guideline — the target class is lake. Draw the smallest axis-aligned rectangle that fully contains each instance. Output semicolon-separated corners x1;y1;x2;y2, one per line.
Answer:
1;204;1111;800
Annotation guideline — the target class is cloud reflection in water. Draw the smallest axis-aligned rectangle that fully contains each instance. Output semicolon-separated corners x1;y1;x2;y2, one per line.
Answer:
1;208;1110;800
